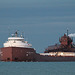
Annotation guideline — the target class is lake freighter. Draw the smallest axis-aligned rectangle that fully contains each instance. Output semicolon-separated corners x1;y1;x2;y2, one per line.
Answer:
0;31;36;61
0;30;75;62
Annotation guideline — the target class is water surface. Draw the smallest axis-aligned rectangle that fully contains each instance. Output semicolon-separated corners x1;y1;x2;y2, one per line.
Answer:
0;62;75;75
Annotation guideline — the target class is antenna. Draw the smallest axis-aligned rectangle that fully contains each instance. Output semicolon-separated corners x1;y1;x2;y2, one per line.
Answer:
15;30;18;37
67;28;69;36
15;30;19;37
22;32;24;38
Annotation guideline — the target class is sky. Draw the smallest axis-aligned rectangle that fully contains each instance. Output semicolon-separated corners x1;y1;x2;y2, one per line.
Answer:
0;0;75;53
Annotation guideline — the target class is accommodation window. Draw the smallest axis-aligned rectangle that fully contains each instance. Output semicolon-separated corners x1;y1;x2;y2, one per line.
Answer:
14;58;18;60
7;58;10;60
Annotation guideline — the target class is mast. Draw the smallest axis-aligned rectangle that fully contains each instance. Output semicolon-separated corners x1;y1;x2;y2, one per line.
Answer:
67;28;69;36
15;31;18;37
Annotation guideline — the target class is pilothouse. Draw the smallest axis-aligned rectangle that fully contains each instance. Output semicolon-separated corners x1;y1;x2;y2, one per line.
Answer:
4;31;32;48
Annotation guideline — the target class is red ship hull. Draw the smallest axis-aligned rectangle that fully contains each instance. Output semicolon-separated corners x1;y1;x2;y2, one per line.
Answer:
0;47;36;62
0;47;75;62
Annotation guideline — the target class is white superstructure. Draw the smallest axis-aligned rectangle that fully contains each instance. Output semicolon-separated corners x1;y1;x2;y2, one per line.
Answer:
4;31;32;48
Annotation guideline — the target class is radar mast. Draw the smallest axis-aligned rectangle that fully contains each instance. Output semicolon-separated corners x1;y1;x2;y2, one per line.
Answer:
67;28;69;36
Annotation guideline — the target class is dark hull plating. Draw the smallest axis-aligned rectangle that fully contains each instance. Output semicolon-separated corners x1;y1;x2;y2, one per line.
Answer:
0;47;75;62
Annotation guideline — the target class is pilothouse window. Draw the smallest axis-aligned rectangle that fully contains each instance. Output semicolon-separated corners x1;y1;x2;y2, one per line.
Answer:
8;39;24;42
8;39;14;41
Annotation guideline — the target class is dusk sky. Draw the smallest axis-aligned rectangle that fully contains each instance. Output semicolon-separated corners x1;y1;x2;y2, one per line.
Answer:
0;0;75;53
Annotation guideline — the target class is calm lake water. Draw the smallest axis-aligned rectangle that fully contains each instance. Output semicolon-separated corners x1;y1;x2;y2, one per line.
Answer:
0;62;75;75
